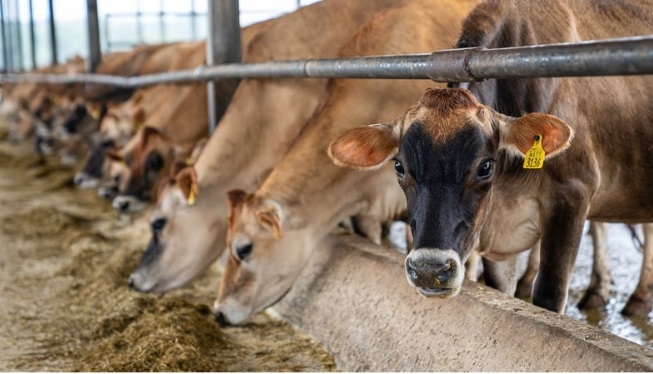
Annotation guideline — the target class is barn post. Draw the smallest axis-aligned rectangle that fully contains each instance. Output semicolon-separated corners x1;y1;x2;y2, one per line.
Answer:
28;0;36;69
0;0;8;72
206;0;241;134
47;0;58;66
86;0;101;72
13;0;22;72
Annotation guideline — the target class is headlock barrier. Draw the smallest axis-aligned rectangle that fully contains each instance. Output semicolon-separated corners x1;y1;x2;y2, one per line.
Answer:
0;35;651;87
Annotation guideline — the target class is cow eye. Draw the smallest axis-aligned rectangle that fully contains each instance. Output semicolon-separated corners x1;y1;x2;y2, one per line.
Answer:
477;159;494;180
100;139;114;148
234;243;253;262
394;158;405;178
146;152;164;172
151;218;166;231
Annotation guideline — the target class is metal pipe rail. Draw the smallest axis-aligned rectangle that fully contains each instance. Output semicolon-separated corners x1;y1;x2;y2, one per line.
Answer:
1;35;652;87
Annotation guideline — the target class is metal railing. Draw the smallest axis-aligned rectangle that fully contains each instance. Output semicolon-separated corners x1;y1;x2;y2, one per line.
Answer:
1;35;651;87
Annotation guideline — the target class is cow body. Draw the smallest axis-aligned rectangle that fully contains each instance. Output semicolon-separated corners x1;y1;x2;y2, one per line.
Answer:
214;0;477;326
329;0;653;314
127;0;403;294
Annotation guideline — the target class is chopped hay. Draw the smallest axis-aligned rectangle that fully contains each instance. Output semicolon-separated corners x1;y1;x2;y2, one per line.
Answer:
0;140;337;372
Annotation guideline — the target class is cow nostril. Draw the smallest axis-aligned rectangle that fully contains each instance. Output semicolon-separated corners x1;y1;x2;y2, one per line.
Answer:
214;311;228;327
127;274;135;289
405;258;418;281
119;200;130;211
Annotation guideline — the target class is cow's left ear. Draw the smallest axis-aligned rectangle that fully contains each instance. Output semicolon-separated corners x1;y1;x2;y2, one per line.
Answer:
227;189;249;228
328;124;400;170
500;113;574;159
175;166;199;206
256;200;285;239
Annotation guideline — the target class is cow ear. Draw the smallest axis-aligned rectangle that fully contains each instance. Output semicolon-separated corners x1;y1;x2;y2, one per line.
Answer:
500;113;574;159
256;202;283;239
133;107;145;130
175;166;199;206
328;123;400;170
227;189;249;228
141;125;167;148
105;149;124;163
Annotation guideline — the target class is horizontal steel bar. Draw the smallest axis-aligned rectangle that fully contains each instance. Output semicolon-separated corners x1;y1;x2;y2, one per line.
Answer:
0;35;651;88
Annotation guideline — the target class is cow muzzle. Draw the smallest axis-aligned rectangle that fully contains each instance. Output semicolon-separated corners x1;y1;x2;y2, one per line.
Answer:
405;248;464;298
73;172;99;189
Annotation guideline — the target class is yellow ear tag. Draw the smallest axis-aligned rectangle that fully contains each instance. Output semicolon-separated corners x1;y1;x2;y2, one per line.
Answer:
523;134;545;169
91;109;101;120
187;188;196;206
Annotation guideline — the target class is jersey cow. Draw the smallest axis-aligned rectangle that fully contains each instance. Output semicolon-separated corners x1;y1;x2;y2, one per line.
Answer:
127;0;402;294
329;0;653;314
213;0;477;326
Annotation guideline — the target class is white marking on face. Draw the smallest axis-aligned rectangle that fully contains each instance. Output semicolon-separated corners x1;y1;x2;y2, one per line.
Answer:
112;195;148;213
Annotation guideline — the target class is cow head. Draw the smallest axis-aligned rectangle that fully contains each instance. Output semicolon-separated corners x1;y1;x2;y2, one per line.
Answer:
98;151;130;200
111;126;172;213
328;88;573;298
213;190;311;326
74;133;116;189
128;166;224;293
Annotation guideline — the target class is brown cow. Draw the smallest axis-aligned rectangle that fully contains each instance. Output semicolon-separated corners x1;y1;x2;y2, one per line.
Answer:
127;0;403;294
109;82;209;213
73;40;206;189
213;0;477;326
330;0;653;314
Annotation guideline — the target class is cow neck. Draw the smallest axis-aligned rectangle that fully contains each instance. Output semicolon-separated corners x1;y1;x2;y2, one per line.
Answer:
256;78;422;227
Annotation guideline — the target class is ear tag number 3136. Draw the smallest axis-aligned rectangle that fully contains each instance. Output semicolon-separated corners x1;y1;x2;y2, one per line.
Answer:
523;134;545;169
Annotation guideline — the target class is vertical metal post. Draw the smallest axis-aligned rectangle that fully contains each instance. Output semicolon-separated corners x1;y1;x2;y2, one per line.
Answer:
136;0;143;44
104;15;111;52
206;0;241;133
86;0;101;72
48;0;58;65
13;0;22;71
191;0;196;40
5;0;14;72
0;0;8;72
28;0;36;69
159;0;165;42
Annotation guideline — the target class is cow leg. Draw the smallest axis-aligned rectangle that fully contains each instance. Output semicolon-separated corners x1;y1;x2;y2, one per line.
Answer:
482;256;518;296
515;243;540;300
578;221;611;309
351;214;383;245
533;204;586;313
623;224;653;317
465;251;481;282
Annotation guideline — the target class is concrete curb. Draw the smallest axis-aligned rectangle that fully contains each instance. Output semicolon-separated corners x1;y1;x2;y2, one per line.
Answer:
270;232;653;371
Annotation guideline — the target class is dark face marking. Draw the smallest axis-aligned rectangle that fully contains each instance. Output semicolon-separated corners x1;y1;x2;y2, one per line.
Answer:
82;145;110;178
123;150;165;201
396;123;496;259
137;235;163;270
62;105;88;134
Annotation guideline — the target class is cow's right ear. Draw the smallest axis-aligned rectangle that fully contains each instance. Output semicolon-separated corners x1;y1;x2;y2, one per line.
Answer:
175;166;198;206
105;149;124;163
328;124;400;170
133;108;146;130
227;189;249;227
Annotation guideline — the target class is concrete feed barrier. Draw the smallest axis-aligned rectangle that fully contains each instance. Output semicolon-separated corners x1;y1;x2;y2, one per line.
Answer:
270;233;653;371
